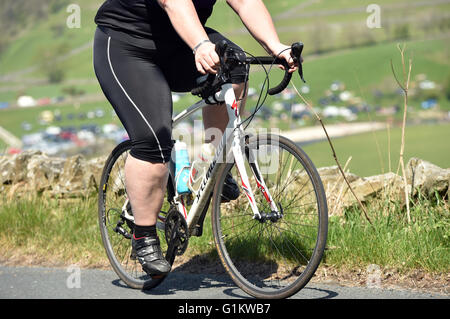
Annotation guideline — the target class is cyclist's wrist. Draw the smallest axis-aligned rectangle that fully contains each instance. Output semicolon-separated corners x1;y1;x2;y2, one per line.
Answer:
267;42;287;57
258;39;279;55
193;39;212;55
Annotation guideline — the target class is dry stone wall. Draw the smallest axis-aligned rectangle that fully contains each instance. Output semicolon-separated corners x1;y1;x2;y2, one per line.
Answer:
0;152;448;215
0;151;106;198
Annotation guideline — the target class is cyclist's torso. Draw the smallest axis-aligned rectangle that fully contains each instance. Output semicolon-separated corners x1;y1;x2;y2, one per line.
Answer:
95;0;217;46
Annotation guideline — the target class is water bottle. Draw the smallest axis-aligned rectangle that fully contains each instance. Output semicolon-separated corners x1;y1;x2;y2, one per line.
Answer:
188;143;216;194
174;141;191;194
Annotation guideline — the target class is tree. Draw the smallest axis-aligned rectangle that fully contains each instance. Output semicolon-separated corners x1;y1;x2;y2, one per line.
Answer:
393;23;410;40
36;42;70;84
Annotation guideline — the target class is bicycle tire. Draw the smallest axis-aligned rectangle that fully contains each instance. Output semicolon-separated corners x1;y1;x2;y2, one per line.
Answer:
98;140;173;290
211;134;328;299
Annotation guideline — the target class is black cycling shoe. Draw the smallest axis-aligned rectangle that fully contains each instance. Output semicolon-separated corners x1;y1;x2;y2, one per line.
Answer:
131;235;171;276
221;172;240;202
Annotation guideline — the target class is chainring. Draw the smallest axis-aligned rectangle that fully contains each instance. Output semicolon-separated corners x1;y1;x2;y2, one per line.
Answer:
164;207;189;256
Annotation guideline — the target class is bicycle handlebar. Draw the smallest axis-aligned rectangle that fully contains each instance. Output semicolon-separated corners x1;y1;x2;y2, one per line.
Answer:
245;42;305;95
190;41;305;97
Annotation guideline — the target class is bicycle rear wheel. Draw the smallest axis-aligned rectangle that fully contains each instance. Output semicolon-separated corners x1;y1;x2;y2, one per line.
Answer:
98;140;173;290
211;134;328;299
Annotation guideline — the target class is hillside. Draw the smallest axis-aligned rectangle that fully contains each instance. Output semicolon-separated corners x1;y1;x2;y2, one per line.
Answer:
0;0;449;157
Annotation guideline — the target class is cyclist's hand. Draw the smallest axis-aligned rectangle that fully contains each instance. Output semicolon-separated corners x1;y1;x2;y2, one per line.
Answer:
195;41;220;75
271;43;301;73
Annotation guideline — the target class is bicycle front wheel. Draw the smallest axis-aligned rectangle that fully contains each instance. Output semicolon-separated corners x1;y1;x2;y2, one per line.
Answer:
211;134;328;299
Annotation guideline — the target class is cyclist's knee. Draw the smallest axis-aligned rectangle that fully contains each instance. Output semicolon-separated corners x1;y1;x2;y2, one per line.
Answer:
130;140;173;165
233;81;248;92
233;81;249;108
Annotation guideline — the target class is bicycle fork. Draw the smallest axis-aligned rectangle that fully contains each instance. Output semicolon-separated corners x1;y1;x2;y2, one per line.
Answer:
223;84;280;221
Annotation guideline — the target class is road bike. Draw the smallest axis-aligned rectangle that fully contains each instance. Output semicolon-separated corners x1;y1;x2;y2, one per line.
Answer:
98;41;328;299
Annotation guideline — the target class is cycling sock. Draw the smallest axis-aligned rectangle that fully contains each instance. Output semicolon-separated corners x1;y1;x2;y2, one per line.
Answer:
134;224;157;239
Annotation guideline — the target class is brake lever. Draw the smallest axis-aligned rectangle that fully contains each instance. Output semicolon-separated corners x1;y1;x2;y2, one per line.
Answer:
291;42;306;83
215;39;228;66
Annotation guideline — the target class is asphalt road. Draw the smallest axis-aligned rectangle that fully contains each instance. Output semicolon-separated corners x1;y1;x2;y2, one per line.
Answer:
0;265;447;300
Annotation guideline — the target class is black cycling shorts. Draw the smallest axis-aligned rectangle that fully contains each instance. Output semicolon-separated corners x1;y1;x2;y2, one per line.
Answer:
93;26;247;163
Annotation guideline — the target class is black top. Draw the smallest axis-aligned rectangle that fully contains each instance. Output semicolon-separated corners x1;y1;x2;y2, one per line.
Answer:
95;0;217;47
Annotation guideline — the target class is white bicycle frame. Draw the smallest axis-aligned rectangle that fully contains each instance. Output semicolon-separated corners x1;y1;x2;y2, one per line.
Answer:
170;83;279;235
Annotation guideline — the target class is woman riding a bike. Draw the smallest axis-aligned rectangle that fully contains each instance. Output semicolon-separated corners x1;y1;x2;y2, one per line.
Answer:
93;0;299;277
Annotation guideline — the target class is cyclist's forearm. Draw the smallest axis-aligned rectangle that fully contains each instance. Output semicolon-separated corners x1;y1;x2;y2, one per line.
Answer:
227;0;281;55
157;0;210;50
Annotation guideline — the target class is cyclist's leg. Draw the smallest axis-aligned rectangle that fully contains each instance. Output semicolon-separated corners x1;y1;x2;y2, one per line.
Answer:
202;82;247;145
156;28;246;200
201;30;247;201
202;28;249;145
124;158;168;226
201;83;245;202
94;27;172;274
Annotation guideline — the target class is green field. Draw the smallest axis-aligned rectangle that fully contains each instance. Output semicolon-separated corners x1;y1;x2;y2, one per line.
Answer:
301;122;450;177
244;36;450;114
0;101;119;138
1;35;448;129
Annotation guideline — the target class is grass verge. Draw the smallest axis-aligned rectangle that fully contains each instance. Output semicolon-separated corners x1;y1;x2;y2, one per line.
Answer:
325;198;449;273
0;193;448;276
0;196;106;268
